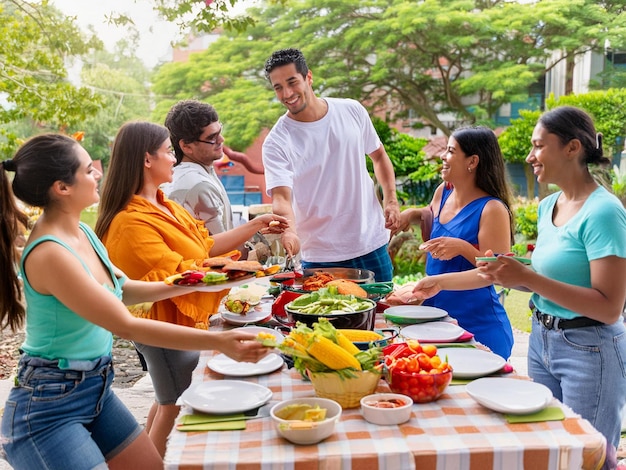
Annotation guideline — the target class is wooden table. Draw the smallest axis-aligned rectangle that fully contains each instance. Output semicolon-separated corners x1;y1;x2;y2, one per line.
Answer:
164;308;606;470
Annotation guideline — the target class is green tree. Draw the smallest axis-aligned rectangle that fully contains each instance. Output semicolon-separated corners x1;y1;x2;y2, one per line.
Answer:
77;46;153;169
498;89;626;199
0;1;103;157
498;109;541;198
150;0;626;142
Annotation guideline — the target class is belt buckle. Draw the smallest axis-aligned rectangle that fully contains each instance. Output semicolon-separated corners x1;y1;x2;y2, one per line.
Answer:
535;309;554;329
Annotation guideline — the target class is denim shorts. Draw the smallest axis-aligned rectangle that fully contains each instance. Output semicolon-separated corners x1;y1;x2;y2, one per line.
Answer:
134;342;199;405
0;355;142;470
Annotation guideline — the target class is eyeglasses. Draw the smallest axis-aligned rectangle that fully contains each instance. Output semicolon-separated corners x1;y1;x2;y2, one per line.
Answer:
196;124;223;145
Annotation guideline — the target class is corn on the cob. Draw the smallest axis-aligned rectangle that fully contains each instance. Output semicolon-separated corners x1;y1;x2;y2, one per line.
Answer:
335;332;361;355
290;331;312;347
306;336;362;370
336;329;383;342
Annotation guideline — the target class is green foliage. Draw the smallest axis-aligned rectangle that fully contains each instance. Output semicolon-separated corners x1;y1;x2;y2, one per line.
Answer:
611;165;626;203
545;89;626;158
514;198;538;240
148;0;626;141
498;110;541;164
0;1;104;157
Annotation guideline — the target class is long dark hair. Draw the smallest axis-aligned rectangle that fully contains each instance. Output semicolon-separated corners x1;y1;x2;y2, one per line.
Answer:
0;134;80;331
95;121;170;239
538;106;611;167
452;126;515;241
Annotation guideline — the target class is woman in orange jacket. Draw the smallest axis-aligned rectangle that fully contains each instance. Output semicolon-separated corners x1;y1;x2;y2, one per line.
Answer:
95;121;287;457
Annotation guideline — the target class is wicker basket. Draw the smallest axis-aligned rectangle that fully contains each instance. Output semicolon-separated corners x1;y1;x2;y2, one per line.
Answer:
307;370;382;409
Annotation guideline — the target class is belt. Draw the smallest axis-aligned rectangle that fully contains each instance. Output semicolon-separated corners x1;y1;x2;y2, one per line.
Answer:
533;308;603;330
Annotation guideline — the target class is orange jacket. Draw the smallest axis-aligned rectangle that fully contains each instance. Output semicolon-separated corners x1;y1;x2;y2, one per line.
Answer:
102;190;228;329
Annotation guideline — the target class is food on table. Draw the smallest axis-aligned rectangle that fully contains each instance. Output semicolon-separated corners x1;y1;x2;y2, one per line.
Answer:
383;341;453;403
274;404;327;422
164;269;228;286
259;264;281;276
285;289;374;315
325;279;367;298
202;256;238;268
337;329;384;342
255;331;278;347
222;260;264;279
302;271;336;290
362;398;407;409
277;318;383;378
224;298;251;315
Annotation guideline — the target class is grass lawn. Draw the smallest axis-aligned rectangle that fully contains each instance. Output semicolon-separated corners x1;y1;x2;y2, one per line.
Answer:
80;208;98;229
503;289;533;333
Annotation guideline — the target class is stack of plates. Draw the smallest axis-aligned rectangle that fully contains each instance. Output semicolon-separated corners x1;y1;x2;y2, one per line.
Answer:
400;321;465;343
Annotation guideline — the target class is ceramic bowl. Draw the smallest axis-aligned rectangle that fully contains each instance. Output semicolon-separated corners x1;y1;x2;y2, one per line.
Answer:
360;393;413;425
270;397;342;445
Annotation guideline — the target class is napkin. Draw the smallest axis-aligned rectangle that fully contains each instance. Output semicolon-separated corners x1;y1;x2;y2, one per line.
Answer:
176;413;247;432
504;406;565;423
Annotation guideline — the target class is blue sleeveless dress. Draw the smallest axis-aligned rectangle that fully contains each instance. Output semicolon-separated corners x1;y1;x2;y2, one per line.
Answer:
423;186;514;359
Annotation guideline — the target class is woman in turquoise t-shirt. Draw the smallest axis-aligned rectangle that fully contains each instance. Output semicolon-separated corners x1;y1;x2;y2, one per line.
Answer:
410;107;626;466
0;134;270;470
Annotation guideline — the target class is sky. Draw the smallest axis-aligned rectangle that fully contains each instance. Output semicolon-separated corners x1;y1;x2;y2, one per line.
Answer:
51;0;181;68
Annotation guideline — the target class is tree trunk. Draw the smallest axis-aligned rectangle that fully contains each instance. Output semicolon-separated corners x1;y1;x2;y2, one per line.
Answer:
524;164;536;199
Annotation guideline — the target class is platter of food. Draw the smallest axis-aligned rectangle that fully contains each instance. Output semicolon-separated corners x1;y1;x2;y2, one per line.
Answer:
164;260;279;292
220;303;272;326
465;378;553;414
181;380;273;414
207;352;284;377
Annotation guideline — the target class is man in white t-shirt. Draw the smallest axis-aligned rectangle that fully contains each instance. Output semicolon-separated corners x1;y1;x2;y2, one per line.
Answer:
262;48;400;281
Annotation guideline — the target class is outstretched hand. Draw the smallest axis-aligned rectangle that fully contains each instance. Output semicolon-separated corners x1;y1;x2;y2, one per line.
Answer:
219;330;271;363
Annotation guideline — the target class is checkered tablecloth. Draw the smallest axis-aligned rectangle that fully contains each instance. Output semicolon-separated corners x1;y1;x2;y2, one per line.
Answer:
164;314;606;470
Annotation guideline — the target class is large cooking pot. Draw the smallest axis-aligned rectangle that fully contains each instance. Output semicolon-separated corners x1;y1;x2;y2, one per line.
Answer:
283;296;377;330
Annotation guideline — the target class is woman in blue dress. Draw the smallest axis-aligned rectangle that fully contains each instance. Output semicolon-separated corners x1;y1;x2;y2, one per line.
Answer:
391;126;514;359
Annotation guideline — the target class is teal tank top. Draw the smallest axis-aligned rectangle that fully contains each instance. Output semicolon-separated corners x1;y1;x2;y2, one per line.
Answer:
20;223;123;369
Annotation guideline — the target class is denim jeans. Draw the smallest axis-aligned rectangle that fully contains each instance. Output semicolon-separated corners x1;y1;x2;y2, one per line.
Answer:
0;355;142;470
528;316;626;448
301;243;393;282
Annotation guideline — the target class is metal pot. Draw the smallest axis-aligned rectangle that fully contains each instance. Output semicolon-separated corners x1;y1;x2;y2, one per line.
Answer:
283;298;377;330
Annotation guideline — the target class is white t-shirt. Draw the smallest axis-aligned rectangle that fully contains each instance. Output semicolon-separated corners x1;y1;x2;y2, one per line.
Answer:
161;162;233;235
262;97;389;262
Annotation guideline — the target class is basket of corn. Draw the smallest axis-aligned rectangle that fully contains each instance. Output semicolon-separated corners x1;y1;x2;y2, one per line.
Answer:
274;318;384;409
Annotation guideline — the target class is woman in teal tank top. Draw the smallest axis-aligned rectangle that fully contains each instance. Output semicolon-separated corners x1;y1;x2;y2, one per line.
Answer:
0;134;270;470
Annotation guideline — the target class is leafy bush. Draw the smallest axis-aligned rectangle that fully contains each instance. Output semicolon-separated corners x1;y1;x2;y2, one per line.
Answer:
514;198;538;240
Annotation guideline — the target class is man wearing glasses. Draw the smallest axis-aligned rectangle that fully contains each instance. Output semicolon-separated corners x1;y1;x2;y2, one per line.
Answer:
163;99;237;235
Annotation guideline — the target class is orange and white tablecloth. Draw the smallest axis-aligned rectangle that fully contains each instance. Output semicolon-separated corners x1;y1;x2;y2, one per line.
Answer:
164;308;605;470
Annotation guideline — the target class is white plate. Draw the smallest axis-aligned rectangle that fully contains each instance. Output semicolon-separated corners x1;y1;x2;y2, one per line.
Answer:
440;348;506;378
465;378;553;415
207;353;284;376
181;380;273;414
400;321;465;342
221;305;272;325
168;274;257;293
384;305;448;324
239;326;285;345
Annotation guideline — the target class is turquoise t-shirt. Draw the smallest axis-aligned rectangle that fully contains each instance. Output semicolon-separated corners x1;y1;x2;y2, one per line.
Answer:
20;223;125;369
531;187;626;320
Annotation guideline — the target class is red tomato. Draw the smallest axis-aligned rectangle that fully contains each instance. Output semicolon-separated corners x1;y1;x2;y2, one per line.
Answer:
421;344;438;358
